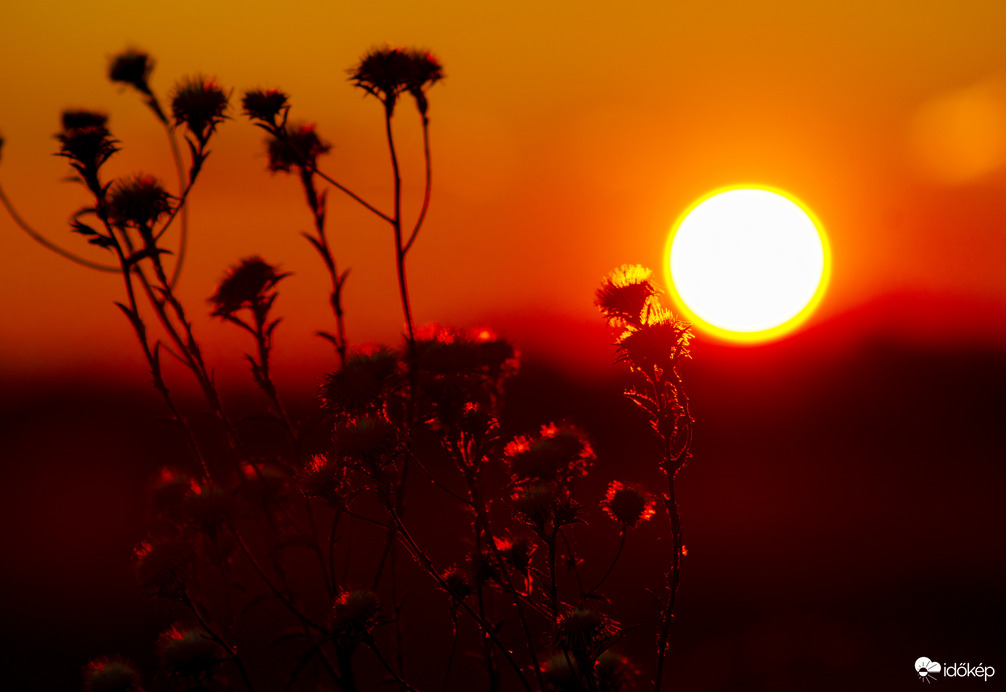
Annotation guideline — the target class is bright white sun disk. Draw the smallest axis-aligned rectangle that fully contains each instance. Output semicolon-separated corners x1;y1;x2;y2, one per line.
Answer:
667;188;828;341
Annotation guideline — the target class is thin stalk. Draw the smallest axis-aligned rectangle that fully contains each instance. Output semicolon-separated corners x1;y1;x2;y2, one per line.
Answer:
402;114;431;254
383;110;415;354
314;168;393;224
0;183;119;272
364;638;418;691
383;504;533;692
182;590;256;692
559;528;586;604
586;528;627;598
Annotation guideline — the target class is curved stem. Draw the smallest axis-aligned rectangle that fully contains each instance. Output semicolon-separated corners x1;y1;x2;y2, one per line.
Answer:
161;117;190;288
0;182;119;272
403;114;431;254
586;528;627;598
383;111;415;354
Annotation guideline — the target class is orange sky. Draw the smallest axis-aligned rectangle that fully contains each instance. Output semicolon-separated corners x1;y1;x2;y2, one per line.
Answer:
3;0;1006;385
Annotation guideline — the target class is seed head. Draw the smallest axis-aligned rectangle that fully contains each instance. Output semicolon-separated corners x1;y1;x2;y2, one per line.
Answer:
107;174;173;229
349;46;443;115
505;423;594;488
84;656;144;692
596;264;661;330
209;256;288;317
266;122;330;173
108;49;154;94
170;75;228;143
241;88;288;125
157;625;220;678
56;110;118;172
331;590;382;638
600;481;655;528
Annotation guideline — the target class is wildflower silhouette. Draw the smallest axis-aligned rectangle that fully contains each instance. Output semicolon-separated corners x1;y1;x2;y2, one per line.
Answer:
2;47;702;692
597;264;695;691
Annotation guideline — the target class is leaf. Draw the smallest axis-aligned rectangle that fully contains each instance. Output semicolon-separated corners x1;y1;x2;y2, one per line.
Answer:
266;317;283;337
301;232;327;259
87;235;116;249
124;247;171;267
113;301;143;332
70;220;98;236
316;331;339;347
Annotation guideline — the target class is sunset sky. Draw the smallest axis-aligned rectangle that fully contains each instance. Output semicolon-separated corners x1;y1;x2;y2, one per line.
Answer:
3;0;1006;385
2;3;1005;689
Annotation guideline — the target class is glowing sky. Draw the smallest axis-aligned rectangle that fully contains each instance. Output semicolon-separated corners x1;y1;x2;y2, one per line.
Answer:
2;0;1006;382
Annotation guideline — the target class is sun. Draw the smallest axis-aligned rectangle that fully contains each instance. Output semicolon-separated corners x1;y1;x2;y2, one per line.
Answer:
664;186;830;344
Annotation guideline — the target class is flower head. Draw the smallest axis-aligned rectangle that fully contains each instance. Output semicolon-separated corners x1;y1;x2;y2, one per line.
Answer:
600;481;655;528
84;656;144;692
505;423;594;488
170;75;228;144
349;46;443;115
107;174;173;229
266;123;330;173
56;110;118;173
440;565;473;602
595;651;639;692
157;625;220;679
320;346;402;418
134;536;192;599
555;609;620;663
331;590;382;638
299;453;349;507
209;256;288;317
596;264;661;330
614;307;692;372
241;88;288;125
108;49;154;94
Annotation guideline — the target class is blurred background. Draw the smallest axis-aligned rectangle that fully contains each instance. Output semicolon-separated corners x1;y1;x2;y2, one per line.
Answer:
1;1;1004;689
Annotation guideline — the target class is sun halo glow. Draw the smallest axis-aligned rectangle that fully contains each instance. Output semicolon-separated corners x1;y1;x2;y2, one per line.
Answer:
664;186;830;344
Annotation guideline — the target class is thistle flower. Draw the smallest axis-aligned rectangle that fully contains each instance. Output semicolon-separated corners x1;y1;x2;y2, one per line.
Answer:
512;484;559;530
180;482;232;535
134;536;192;599
170;75;228;144
84;656;144;692
157;625;221;679
240;460;289;505
600;481;655;528
108;49;154;95
614;307;692;372
331;590;382;638
349;46;443;116
62;110;109;130
555;609;620;663
505;423;594;488
596;264;660;330
403;48;443;116
56;110;118;173
332;415;400;466
266;122;330;173
320;346;401;417
209;255;289;317
440;565;473;601
148;467;194;518
241;88;288;125
496;535;536;574
595;651;639;692
539;654;578;691
299;453;349;507
106;174;173;229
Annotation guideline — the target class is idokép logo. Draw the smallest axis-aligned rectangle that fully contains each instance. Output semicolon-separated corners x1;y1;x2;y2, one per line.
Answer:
916;656;996;683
